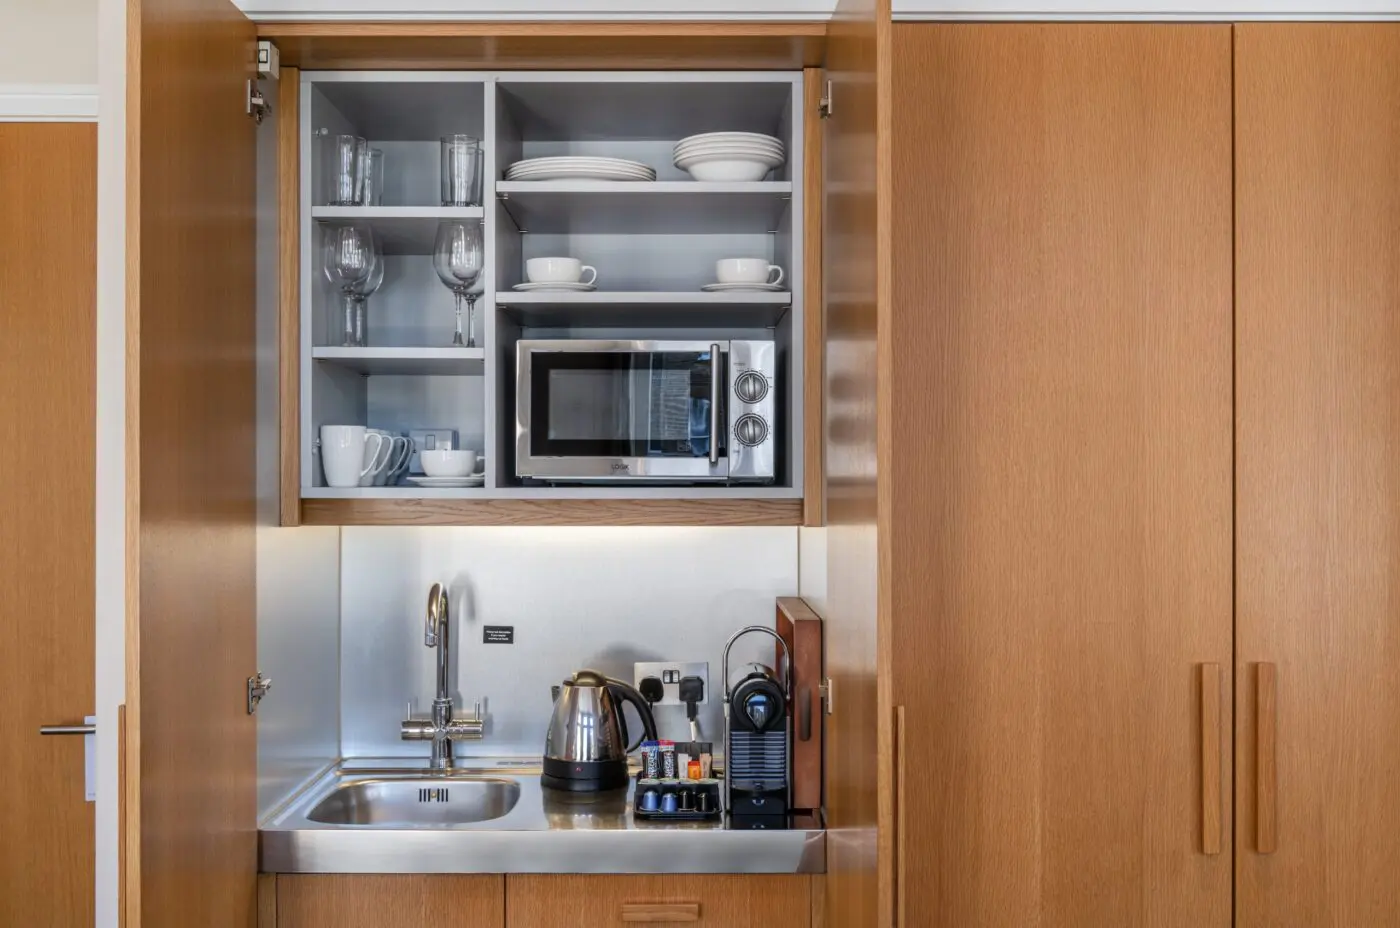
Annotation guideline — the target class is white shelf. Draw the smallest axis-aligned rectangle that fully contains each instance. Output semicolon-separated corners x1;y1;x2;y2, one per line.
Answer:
312;206;484;254
312;346;486;376
494;181;793;234
496;290;792;326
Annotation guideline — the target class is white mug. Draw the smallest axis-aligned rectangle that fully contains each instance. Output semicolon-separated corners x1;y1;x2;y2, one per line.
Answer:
368;431;409;486
526;256;597;286
381;436;413;486
321;425;386;488
716;258;783;287
360;430;394;487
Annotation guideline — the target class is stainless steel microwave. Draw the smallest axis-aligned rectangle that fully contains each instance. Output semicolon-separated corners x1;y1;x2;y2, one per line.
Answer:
515;339;777;483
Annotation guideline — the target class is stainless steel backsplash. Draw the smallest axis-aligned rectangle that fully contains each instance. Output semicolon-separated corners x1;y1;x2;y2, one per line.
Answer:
339;526;799;759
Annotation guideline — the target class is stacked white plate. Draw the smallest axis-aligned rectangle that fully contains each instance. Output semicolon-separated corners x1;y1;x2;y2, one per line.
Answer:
505;157;656;182
673;132;786;182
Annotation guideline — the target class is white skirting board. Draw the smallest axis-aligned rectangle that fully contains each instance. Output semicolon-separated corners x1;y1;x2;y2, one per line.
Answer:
236;0;836;20
0;84;98;122
893;1;1400;19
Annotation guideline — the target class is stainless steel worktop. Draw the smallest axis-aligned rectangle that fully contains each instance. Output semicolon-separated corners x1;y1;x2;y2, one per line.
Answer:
260;758;825;875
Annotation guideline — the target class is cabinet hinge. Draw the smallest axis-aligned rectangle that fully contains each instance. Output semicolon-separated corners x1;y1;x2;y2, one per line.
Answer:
247;672;272;714
818;79;833;119
246;79;270;125
819;677;834;715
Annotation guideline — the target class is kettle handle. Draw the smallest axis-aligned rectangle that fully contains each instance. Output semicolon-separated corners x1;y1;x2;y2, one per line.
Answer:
606;678;658;753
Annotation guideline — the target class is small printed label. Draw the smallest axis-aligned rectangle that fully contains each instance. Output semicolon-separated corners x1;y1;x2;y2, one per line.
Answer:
483;625;514;644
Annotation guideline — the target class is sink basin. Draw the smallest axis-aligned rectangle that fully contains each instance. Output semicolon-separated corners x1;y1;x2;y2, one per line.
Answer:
307;776;521;827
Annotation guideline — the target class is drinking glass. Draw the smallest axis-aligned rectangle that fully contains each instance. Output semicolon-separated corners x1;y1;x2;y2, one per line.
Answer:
432;220;484;347
322;222;376;347
440;135;483;207
359;148;385;206
320;131;367;206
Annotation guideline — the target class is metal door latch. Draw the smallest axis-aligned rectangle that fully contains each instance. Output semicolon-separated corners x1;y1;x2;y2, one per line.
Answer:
246;79;270;124
819;79;833;119
247;673;273;714
819;677;834;715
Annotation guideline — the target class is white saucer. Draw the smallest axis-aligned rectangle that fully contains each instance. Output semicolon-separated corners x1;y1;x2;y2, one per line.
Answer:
701;282;786;292
513;281;598;292
406;475;485;488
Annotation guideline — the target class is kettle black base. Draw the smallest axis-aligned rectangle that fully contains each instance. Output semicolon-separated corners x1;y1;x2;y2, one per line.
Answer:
541;756;629;793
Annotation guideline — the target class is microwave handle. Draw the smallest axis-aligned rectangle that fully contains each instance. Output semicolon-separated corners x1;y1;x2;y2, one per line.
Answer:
709;343;721;466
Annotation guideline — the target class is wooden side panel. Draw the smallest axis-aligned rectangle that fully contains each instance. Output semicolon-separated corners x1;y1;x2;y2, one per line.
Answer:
278;66;301;527
1235;23;1400;927
820;0;888;925
802;66;826;528
277;875;504;928
889;24;1234;927
777;597;825;811
505;875;809;928
0;122;97;928
129;0;259;925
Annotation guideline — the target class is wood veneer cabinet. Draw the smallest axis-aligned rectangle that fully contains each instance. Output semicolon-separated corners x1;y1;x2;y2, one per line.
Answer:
882;22;1237;927
1234;23;1400;927
274;875;505;928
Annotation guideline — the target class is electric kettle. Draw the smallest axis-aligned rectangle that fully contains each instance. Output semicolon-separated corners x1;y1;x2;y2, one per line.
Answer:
542;669;658;792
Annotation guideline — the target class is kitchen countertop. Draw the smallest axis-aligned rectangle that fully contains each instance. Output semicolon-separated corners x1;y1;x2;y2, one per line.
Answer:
260;757;825;875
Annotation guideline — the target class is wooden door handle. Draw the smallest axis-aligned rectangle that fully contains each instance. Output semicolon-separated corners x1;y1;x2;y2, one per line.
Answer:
895;704;907;928
1200;663;1221;855
1256;662;1278;854
621;902;700;922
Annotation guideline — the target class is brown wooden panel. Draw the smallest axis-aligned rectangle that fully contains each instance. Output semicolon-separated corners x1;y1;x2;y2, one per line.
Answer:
128;0;259;925
1235;23;1400;926
889;23;1233;927
277;875;504;928
279;66;301;527
819;0;888;926
505;875;808;928
776;597;824;811
259;22;825;70
802;67;826;528
0;121;97;928
300;497;802;526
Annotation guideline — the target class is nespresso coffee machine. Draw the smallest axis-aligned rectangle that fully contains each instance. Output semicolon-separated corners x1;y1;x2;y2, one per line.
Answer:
723;626;791;820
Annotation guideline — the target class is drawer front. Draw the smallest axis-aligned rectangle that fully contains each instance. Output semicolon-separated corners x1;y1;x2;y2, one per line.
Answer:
276;874;505;928
506;875;811;928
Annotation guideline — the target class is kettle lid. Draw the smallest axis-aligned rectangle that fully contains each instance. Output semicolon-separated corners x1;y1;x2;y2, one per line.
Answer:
570;668;608;687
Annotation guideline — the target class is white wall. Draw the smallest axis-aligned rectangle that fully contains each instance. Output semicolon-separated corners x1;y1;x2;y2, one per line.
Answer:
339;526;799;759
0;0;97;85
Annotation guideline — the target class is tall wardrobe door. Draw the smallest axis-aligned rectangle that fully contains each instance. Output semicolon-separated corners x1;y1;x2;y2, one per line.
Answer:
889;24;1234;927
1235;24;1400;926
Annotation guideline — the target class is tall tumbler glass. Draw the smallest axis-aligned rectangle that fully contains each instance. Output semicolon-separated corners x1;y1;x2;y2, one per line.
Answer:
359;147;385;206
320;131;367;206
440;135;483;207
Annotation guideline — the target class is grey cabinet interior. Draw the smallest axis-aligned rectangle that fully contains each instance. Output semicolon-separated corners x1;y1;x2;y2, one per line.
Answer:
299;71;805;500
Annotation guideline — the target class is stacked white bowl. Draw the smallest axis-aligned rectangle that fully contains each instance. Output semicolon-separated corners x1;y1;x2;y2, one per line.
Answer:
673;132;786;182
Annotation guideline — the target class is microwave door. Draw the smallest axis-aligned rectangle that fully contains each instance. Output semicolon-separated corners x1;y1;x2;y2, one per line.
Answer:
518;343;728;481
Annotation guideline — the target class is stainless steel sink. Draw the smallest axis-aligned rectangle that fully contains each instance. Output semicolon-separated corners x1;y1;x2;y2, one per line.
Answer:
306;776;521;827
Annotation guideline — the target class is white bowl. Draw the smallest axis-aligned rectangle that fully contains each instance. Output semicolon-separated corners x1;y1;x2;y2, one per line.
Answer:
420;449;478;478
681;159;773;182
675;140;784;156
676;131;784;148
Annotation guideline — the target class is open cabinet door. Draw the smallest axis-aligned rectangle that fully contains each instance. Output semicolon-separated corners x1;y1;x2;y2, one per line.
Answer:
126;0;259;925
820;0;889;926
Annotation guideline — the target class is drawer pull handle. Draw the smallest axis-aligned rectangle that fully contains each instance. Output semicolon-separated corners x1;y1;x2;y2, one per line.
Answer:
622;902;701;922
1256;662;1278;854
1200;662;1222;855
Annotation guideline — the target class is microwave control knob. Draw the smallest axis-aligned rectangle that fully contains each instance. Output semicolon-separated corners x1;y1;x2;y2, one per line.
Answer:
734;414;769;447
734;370;769;404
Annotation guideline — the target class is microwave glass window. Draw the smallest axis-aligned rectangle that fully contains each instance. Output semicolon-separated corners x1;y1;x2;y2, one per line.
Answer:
530;350;727;458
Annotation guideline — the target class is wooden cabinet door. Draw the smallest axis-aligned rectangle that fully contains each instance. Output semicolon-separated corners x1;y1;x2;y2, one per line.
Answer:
888;24;1234;927
505;875;810;928
127;0;259;924
1235;23;1400;926
276;875;505;928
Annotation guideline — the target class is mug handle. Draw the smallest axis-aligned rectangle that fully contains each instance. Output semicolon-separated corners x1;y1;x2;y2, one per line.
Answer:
579;265;598;287
388;437;412;473
766;265;785;288
360;432;388;479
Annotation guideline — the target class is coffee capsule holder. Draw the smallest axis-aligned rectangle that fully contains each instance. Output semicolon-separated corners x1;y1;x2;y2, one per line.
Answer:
632;775;723;822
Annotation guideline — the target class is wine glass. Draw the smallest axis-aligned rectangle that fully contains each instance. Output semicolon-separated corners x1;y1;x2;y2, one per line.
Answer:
432;220;484;348
322;222;376;347
345;240;385;345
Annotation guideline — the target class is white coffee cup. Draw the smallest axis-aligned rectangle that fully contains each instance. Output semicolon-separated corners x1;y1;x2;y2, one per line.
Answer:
526;257;598;286
716;258;783;287
420;449;481;478
360;429;394;487
321;425;387;488
381;436;413;486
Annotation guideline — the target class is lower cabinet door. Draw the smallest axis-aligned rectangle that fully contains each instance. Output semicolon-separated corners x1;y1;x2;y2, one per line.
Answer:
274;875;505;928
505;875;812;928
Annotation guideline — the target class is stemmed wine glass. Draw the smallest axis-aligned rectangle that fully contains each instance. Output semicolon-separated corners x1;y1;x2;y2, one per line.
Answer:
432;220;484;348
322;222;377;347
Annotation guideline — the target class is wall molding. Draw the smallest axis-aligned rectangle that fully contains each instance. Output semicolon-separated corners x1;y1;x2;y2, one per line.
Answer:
0;84;99;122
235;0;837;20
893;1;1400;20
